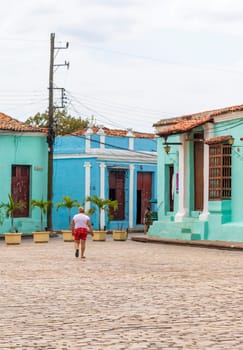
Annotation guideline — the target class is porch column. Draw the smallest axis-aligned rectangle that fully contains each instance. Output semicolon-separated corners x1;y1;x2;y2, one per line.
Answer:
99;163;106;229
127;128;134;150
84;162;91;211
97;125;105;150
85;126;93;152
175;134;188;222
199;123;212;220
129;164;135;228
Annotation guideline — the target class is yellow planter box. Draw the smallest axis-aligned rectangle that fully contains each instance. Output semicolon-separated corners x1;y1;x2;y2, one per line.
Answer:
33;231;50;243
5;233;22;245
62;230;74;242
92;230;107;241
112;230;127;241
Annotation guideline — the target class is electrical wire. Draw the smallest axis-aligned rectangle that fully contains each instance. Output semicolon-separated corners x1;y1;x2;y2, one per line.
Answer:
56;130;157;159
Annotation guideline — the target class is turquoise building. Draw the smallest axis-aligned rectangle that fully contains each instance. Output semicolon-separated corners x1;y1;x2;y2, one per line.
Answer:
0;113;48;234
149;104;243;242
53;126;157;230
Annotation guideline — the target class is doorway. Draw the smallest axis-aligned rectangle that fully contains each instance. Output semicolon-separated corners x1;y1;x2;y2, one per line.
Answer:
194;133;204;211
136;172;152;224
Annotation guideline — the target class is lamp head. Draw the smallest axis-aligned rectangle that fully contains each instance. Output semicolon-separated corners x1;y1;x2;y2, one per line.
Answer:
164;144;171;154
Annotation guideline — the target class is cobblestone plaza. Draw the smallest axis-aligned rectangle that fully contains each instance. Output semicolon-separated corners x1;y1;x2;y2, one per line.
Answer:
0;235;243;349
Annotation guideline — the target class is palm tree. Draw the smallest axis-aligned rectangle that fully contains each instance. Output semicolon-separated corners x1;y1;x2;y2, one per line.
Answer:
85;195;118;230
0;194;26;232
56;195;80;227
31;198;52;231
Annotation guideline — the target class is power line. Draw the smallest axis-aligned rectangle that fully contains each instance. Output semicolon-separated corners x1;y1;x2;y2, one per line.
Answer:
57;132;157;159
78;42;243;74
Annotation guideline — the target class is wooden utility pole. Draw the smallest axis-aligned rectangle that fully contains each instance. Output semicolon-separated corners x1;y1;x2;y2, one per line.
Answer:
47;33;55;231
47;33;69;230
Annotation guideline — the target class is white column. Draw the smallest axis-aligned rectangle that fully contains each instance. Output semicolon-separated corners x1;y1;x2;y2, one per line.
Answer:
99;163;106;230
85;124;94;152
129;164;135;228
97;126;105;150
127;129;134;150
100;134;105;150
175;134;188;222
84;162;91;211
199;123;212;221
85;134;91;152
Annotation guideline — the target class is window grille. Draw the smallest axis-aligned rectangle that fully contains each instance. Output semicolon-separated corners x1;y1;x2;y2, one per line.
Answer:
208;144;231;200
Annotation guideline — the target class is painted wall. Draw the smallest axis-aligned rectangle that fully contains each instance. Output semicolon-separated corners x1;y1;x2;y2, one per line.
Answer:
0;134;48;234
53;133;157;230
150;116;243;242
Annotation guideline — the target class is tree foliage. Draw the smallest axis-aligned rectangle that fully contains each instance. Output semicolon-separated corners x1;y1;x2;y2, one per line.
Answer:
25;110;89;135
56;195;80;226
0;194;26;232
31;198;53;231
85;195;118;230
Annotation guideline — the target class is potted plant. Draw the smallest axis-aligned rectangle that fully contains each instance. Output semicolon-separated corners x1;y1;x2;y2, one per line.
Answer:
0;194;26;245
31;198;52;243
112;225;128;241
85;195;118;241
56;195;80;242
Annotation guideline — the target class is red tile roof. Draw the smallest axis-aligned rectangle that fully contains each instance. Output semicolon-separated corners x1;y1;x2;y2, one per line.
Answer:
154;104;243;137
0;112;47;133
205;135;233;145
72;126;155;139
157;115;213;137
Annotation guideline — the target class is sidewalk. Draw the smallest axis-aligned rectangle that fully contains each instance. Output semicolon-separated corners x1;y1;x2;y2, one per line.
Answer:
131;234;243;250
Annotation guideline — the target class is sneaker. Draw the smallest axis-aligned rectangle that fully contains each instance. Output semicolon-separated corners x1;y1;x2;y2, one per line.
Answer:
75;249;79;258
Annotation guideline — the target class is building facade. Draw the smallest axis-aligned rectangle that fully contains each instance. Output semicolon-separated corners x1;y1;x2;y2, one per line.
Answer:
0;113;48;234
53;126;157;230
149;104;243;242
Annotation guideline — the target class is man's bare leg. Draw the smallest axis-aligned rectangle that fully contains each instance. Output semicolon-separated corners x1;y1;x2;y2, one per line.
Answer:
81;239;86;258
74;240;80;257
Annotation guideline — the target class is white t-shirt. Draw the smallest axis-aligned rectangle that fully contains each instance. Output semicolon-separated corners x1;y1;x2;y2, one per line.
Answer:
73;213;90;229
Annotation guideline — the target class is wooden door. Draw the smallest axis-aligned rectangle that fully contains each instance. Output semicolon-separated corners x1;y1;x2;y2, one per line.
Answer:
194;133;204;211
169;165;174;212
11;165;30;217
137;172;152;224
109;170;125;220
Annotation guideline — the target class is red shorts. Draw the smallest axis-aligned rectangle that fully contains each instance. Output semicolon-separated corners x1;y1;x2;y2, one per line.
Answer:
74;228;88;241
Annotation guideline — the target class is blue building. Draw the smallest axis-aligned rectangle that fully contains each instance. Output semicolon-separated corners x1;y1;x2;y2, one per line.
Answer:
53;126;157;230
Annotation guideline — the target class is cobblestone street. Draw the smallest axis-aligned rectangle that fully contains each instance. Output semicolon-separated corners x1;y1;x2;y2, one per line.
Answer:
0;235;243;350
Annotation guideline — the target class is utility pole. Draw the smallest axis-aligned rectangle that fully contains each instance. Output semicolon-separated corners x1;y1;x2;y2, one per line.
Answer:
47;33;69;231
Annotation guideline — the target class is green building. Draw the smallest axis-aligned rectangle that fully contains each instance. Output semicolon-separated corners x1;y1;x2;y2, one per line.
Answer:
0;113;48;234
149;104;243;242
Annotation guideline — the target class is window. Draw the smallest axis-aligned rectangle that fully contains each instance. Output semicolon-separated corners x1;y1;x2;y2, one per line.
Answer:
208;144;231;200
11;165;30;217
109;170;125;220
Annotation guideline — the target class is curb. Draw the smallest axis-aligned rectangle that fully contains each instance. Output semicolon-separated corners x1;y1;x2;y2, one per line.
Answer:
131;235;243;251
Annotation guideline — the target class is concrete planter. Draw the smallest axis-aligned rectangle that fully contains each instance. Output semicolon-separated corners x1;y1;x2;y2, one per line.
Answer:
5;233;22;245
112;230;127;241
33;231;50;243
92;230;107;241
62;230;74;242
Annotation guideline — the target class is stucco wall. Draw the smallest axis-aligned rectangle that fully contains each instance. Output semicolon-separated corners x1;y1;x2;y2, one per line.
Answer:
0;134;48;234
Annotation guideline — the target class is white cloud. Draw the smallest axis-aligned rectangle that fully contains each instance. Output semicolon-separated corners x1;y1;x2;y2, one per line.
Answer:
1;0;243;132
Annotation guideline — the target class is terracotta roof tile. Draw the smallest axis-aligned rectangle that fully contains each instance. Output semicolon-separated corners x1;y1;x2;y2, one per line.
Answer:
72;126;155;139
205;135;233;145
157;115;213;137
0;112;47;133
155;104;243;137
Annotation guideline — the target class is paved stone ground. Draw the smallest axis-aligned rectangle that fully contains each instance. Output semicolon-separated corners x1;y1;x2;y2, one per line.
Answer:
0;235;243;350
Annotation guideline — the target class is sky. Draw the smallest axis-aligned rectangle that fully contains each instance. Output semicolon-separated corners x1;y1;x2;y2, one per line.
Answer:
1;0;243;133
